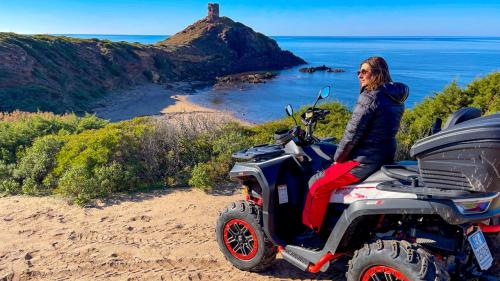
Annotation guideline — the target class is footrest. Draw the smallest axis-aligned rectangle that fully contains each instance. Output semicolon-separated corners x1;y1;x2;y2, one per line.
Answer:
280;248;310;271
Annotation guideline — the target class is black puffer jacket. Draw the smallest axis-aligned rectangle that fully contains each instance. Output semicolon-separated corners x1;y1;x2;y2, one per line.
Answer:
333;82;409;179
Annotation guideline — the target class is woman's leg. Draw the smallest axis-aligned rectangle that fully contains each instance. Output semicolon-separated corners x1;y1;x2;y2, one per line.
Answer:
302;161;360;232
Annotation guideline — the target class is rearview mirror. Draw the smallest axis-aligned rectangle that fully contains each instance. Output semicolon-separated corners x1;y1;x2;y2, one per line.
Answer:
285;104;294;116
312;86;331;109
319;86;330;99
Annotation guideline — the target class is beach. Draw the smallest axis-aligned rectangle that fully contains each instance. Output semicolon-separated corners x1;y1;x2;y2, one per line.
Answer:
93;84;252;125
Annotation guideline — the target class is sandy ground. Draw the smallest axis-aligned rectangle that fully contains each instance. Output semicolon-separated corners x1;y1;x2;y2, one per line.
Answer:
93;84;178;122
93;84;252;125
0;189;346;281
159;95;253;126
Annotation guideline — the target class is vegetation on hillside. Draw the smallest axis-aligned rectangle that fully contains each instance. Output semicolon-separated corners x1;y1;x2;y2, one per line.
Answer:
0;72;498;205
0;15;304;114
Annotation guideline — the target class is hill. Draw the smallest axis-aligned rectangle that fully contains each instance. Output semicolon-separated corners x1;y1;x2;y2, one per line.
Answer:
0;16;304;114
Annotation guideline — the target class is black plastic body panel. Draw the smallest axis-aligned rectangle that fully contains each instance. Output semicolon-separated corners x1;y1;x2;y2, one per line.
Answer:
229;155;294;245
320;197;499;257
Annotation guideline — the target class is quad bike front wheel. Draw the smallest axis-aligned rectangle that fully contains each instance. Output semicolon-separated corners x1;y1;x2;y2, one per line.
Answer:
346;240;450;281
216;200;277;272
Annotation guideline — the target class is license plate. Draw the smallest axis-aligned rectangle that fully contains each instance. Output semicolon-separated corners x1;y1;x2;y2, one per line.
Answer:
468;229;493;271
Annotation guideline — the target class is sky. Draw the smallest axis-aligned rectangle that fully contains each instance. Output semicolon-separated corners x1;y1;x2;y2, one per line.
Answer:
1;0;499;36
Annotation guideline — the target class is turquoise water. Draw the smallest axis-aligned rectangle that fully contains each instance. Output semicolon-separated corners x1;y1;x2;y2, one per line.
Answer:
63;35;500;123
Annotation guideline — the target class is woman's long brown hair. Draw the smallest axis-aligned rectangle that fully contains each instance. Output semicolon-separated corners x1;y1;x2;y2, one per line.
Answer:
361;56;392;91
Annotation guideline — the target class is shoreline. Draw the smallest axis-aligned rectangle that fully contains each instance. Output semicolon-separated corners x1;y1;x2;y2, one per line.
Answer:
161;95;254;126
93;83;253;126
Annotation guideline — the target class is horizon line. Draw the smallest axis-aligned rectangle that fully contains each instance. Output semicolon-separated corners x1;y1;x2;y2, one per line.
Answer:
8;32;500;38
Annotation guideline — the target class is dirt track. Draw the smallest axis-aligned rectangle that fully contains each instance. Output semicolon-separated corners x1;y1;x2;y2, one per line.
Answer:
0;188;345;281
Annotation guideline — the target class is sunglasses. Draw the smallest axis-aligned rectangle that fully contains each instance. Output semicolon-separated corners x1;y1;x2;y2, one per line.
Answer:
357;69;371;76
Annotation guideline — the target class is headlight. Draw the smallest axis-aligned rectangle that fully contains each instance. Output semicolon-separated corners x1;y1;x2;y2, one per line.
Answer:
453;193;499;215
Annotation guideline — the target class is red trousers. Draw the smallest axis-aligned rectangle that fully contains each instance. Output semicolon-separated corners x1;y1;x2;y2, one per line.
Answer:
302;161;360;232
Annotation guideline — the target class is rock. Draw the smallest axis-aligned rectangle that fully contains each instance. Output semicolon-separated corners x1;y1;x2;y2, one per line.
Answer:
215;71;277;87
299;65;346;73
327;68;346;73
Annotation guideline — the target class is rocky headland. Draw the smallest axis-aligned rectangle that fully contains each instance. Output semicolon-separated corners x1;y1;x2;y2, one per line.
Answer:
0;12;305;114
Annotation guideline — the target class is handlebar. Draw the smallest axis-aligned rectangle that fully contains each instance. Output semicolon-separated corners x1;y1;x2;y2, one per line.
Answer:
274;107;330;146
300;107;330;125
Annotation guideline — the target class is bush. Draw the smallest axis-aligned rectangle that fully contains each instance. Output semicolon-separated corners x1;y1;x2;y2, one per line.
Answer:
0;111;107;164
189;156;232;191
16;135;65;194
52;119;149;202
0;161;20;194
467;72;500;114
188;122;253;190
57;162;131;205
397;72;499;159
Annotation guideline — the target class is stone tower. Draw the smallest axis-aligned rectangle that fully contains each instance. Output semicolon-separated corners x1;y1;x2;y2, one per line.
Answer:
208;3;219;19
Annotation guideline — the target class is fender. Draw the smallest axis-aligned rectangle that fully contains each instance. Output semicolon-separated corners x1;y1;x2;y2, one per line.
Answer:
229;154;294;245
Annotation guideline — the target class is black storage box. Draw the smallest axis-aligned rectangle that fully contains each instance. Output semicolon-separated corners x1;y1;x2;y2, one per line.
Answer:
410;113;500;192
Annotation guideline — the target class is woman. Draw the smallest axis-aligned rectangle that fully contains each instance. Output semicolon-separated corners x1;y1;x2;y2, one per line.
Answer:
301;56;409;234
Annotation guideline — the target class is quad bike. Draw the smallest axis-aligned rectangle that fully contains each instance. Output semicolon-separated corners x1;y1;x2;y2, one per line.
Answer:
215;86;500;280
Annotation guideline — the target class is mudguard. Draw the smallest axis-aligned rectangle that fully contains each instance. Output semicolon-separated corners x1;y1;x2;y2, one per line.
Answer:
229;154;294;245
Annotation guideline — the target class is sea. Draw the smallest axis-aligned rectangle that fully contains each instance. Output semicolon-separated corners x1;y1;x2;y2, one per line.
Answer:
65;35;500;123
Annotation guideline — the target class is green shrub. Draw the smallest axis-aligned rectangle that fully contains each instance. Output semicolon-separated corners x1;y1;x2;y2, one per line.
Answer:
0;161;20;194
467;72;500;114
0;112;107;164
189;155;232;191
57;162;131;205
188;122;253;190
397;72;499;159
57;165;96;205
52;119;149;203
16;135;65;194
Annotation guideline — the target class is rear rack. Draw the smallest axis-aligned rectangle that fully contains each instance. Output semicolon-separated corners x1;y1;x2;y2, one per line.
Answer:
377;180;470;198
381;165;420;187
378;165;471;198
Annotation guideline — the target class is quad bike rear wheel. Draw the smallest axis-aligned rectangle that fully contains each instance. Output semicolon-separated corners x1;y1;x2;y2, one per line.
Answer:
346;240;450;281
216;200;277;272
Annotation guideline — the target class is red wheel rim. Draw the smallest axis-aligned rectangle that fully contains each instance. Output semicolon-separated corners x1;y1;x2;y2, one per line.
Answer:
361;265;410;281
223;219;259;260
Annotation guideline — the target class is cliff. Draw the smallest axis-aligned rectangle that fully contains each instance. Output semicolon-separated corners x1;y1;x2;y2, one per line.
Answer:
0;16;304;113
